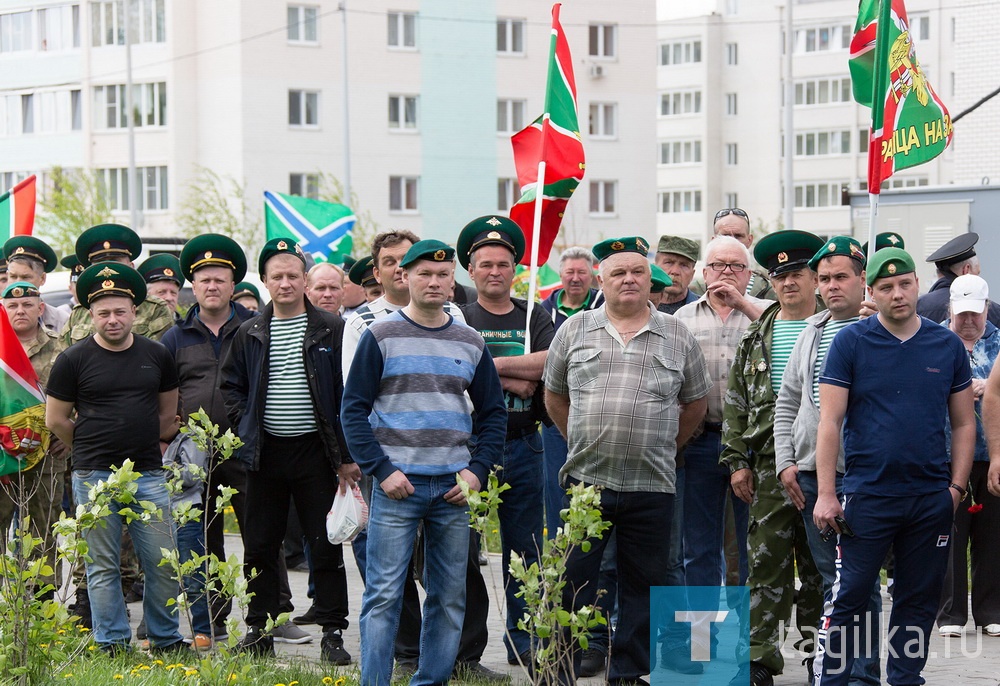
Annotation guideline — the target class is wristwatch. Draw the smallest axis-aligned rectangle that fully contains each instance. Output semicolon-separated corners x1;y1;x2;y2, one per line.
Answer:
949;483;967;498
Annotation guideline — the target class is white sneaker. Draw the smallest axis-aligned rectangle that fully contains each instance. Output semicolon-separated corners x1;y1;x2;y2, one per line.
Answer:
272;622;313;644
938;625;963;637
985;624;1000;637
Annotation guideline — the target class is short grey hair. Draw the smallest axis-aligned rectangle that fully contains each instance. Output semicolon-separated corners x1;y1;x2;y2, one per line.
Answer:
948;255;979;277
7;255;45;278
705;235;751;266
307;261;344;286
558;246;597;268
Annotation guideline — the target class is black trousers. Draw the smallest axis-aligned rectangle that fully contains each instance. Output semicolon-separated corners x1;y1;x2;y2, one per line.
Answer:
244;431;348;631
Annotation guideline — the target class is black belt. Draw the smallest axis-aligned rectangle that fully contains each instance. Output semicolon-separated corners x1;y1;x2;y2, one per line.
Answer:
703;422;723;433
506;426;538;441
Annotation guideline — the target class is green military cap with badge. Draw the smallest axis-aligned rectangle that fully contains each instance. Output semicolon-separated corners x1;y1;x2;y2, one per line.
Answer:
60;254;85;281
75;223;142;265
180;234;248;282
456;215;526;269
861;232;905;256
592;236;651;262
656;235;700;263
809;236;866;271
650;264;673;293
753;230;826;277
2;281;41;299
399;240;455;269
3;235;59;272
138;253;185;287
76;262;147;306
348;255;378;288
866;247;915;286
232;281;261;304
258;237;306;275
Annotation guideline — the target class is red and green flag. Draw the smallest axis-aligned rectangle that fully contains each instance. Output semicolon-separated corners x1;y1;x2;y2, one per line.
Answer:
0;175;37;240
509;3;585;267
0;308;48;477
850;0;952;194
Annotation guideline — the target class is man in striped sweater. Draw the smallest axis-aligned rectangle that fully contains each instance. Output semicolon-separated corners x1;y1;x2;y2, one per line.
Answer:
342;240;507;686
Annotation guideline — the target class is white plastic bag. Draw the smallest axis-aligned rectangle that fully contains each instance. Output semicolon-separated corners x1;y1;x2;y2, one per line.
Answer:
326;485;369;544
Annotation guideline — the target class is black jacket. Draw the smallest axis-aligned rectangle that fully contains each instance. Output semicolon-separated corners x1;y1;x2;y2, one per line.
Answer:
917;274;1000;326
219;298;349;472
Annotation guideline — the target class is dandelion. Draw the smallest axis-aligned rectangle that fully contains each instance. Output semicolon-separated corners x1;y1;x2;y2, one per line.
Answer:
153;659;164;666
290;682;299;686
63;674;73;679
57;629;66;635
87;645;95;651
114;676;124;680
185;669;199;676
322;678;334;685
335;678;346;686
229;675;238;682
77;625;90;632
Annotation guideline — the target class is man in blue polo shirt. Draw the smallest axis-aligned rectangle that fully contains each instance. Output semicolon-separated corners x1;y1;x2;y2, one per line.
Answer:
812;247;975;686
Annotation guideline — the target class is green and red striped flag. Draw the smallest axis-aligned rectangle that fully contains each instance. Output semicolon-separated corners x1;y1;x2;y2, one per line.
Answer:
0;175;37;240
850;0;952;194
0;307;48;477
509;3;585;267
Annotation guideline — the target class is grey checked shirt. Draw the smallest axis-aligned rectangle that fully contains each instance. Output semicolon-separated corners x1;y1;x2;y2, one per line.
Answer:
544;304;712;494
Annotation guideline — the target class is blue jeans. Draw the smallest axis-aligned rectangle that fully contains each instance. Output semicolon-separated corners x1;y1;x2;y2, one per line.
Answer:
72;469;183;649
541;423;567;539
658;469;689;652
360;475;470;686
175;519;212;636
498;431;545;660
797;472;880;686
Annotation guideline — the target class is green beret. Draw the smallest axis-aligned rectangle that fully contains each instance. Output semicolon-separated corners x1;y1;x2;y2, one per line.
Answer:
753;230;826;277
76;262;147;306
399;240;455;269
456;216;525;269
808;236;866;271
138;253;185;287
650;264;673;293
60;253;85;278
348;255;377;287
3;236;58;272
592;236;651;262
232;281;261;304
866;247;915;286
258;237;306;275
861;232;905;256
656;235;700;263
180;234;248;282
76;224;142;265
2;281;40;299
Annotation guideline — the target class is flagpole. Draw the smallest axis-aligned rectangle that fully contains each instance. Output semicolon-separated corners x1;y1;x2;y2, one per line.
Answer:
524;158;546;354
865;0;892;274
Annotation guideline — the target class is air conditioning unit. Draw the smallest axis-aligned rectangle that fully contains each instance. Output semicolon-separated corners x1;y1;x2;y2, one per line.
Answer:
590;64;604;78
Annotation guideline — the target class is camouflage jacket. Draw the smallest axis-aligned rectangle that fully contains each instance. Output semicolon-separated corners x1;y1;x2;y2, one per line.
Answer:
26;325;66;389
61;295;174;345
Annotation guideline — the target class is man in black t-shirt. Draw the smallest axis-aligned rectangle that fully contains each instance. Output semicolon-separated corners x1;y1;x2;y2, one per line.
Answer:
457;216;555;672
46;263;185;656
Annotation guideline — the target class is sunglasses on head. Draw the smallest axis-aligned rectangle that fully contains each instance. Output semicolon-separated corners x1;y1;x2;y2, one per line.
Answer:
714;208;749;221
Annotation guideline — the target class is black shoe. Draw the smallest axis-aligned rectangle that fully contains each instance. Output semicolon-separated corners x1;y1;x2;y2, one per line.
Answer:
452;661;511;683
136;616;147;641
393;661;418;681
292;603;317;626
99;642;132;658
803;656;815;685
149;639;195;658
124;580;144;604
749;662;774;686
212;622;229;640
320;630;352;665
660;648;704;675
235;628;275;658
577;648;607;678
70;588;93;630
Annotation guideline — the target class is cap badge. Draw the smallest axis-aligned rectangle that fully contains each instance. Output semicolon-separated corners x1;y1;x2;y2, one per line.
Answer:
486;217;502;227
827;243;836;252
101;279;115;289
611;241;625;251
777;252;789;264
486;231;502;240
849;244;865;258
11;287;23;297
887;263;897;275
277;241;288;250
14;246;24;255
433;250;446;261
164;268;174;277
888;234;900;245
204;251;213;259
103;241;111;250
637;238;649;252
756;360;768;372
96;266;118;277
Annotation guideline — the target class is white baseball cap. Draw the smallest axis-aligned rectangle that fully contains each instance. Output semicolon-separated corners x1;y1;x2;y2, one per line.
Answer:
950;274;989;314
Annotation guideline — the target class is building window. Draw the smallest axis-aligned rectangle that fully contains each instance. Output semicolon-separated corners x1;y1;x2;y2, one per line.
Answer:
0;11;33;53
289;90;319;127
288;5;318;43
795;130;851;157
794;77;852;106
496;18;524;54
725;0;739;15
793;181;847;208
290;173;320;199
659;40;701;66
658;189;702;213
588;24;615;58
389;175;419;212
388;11;416;49
388;95;418;131
725;192;738;208
497;99;526;134
497;178;519;212
588;103;616;138
97;166;169;211
794;24;851;53
726;143;738;166
38;5;80;51
90;0;164;46
726;92;738;115
858;128;868;153
659;140;702;165
660;90;702;116
21;94;33;134
589;180;617;215
915;15;929;41
0;171;33;193
93;82;167;129
726;42;738;65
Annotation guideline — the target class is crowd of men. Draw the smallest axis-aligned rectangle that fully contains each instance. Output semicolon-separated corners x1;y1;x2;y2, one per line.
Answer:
1;207;999;686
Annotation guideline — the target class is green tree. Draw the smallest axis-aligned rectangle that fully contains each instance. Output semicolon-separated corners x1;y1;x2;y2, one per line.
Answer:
175;167;263;265
35;167;113;258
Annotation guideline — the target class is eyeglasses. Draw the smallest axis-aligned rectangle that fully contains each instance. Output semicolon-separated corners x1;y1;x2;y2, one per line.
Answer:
714;208;749;221
706;262;747;273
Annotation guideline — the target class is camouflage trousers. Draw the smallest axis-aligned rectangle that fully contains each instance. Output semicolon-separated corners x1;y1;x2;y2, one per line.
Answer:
746;461;824;674
0;454;68;590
